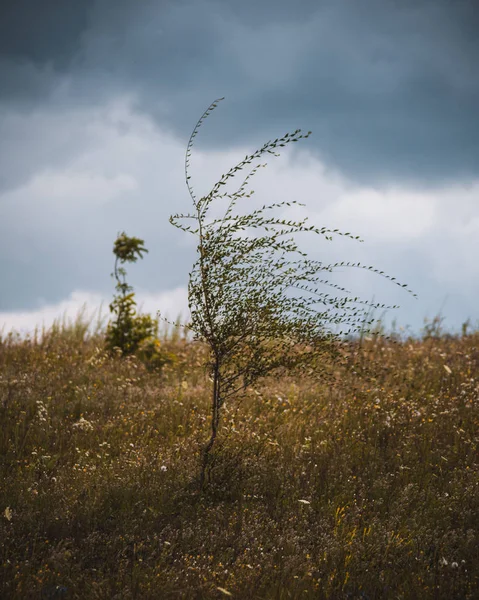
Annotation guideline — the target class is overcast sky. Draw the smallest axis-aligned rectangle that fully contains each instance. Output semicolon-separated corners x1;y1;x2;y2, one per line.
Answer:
1;0;478;337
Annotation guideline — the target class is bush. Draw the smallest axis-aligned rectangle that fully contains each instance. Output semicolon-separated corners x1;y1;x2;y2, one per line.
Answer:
105;232;158;358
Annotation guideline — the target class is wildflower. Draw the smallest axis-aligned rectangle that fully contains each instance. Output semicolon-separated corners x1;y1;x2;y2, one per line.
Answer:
160;465;167;472
439;557;448;566
36;400;48;423
72;417;93;431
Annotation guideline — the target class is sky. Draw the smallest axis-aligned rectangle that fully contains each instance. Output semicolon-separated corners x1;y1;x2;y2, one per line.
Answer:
1;0;478;337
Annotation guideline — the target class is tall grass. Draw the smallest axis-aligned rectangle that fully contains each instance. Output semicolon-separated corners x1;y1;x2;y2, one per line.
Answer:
1;315;478;599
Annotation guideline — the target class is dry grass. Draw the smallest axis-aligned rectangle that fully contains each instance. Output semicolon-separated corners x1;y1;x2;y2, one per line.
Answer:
1;320;478;599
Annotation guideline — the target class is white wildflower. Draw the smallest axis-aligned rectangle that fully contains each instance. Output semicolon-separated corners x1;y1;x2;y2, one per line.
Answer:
36;400;48;423
72;417;93;431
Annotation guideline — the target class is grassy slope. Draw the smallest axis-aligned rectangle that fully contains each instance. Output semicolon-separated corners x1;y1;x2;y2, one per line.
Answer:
1;325;478;599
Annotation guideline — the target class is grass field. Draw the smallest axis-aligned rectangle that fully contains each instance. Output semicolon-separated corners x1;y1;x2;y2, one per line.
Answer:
1;319;478;599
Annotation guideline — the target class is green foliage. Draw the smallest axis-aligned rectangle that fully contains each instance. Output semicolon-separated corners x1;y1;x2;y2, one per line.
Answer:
136;337;178;371
170;98;416;486
105;232;158;358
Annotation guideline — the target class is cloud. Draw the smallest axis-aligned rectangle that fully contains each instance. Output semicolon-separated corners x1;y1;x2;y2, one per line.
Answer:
0;90;477;335
0;287;189;337
0;97;195;310
321;188;436;241
0;0;478;340
0;0;477;185
210;144;479;332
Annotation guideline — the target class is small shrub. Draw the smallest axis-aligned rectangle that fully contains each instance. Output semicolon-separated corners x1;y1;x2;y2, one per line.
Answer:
136;337;178;371
105;232;158;357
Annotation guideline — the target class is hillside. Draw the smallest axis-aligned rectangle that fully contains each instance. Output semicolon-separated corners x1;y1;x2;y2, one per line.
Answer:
1;324;478;599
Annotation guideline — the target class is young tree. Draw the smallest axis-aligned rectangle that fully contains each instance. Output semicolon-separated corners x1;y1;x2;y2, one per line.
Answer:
170;98;415;488
106;232;158;356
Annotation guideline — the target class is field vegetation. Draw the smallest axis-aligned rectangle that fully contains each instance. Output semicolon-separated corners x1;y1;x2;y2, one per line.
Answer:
1;316;478;599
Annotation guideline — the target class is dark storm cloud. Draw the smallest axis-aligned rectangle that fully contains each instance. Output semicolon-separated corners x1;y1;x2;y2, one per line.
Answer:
1;0;478;328
0;0;93;64
0;0;92;104
1;0;478;185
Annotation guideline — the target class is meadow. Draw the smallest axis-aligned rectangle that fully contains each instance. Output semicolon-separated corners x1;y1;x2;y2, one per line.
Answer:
1;317;478;599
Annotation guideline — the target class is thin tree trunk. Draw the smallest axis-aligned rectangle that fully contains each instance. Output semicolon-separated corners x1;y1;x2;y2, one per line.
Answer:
200;361;220;490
